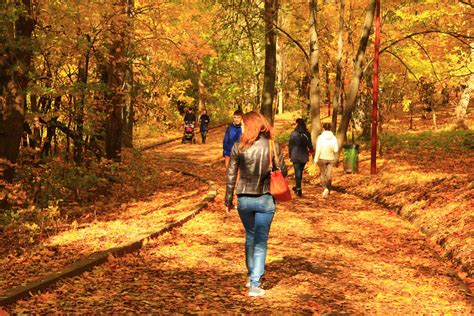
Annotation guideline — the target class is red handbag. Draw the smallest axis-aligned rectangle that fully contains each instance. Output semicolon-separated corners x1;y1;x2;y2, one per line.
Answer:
269;140;292;202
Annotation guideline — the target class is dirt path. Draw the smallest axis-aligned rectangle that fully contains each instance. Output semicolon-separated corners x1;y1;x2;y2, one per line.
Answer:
4;116;473;314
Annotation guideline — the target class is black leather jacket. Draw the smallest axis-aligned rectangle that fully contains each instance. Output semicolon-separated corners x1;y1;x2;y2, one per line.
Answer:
225;136;288;207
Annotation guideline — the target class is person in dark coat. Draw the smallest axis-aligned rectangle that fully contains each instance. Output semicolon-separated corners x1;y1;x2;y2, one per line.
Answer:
199;110;210;144
288;118;313;197
184;109;196;125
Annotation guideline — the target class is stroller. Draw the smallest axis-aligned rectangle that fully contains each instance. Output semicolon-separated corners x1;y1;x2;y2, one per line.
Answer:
182;122;197;144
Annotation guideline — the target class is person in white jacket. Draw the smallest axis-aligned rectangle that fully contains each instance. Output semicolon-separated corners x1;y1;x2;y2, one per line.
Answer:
314;123;339;198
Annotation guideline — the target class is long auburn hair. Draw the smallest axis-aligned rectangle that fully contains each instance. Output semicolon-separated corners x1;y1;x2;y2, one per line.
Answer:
238;111;274;150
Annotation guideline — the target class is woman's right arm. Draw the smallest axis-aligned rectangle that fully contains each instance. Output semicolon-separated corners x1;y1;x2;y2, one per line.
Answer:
225;143;239;207
288;132;295;156
314;136;321;163
333;136;339;153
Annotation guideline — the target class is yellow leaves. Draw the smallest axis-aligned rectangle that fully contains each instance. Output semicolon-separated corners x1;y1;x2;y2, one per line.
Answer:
307;163;318;176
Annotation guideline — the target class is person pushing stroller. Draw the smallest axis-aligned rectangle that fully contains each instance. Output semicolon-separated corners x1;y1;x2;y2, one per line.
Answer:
182;109;197;144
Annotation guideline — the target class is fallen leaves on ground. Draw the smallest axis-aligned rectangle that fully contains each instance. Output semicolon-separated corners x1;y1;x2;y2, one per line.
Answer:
2;113;473;314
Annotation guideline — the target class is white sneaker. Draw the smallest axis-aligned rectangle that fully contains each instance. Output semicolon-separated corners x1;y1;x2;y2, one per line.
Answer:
249;286;266;297
245;278;250;288
322;188;329;198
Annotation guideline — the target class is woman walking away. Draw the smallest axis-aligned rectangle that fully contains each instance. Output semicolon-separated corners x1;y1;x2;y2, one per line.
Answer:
288;118;313;197
315;122;338;198
225;111;287;297
199;110;210;144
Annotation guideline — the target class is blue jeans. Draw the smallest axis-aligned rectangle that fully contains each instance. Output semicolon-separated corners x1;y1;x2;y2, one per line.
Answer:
200;130;208;143
237;194;275;288
293;163;306;189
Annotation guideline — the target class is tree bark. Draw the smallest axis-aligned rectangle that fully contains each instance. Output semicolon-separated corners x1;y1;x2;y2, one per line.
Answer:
325;65;331;117
261;0;279;124
121;0;135;148
309;0;322;146
197;63;206;113
122;66;134;148
335;0;376;156
332;0;344;133
276;0;285;115
105;0;129;161
454;45;473;130
74;55;89;164
243;13;261;109
276;31;284;115
0;0;34;209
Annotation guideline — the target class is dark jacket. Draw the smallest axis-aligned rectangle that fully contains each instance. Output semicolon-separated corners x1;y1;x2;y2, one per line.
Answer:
184;112;196;124
223;123;242;157
199;114;210;131
225;136;288;207
289;127;313;164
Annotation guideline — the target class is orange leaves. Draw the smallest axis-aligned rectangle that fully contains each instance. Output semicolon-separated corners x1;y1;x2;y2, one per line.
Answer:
2;116;473;314
35;292;59;303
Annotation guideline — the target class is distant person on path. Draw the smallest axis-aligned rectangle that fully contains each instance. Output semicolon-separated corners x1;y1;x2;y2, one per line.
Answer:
288;118;313;197
223;109;243;169
314;122;338;198
199;110;210;144
184;109;196;126
225;111;287;297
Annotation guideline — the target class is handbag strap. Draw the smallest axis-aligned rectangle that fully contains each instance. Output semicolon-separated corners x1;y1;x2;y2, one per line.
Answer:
268;139;280;171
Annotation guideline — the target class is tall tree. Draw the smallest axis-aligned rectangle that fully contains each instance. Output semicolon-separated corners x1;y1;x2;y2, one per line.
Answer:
331;0;345;133
335;0;376;155
309;0;322;144
122;0;135;148
261;0;279;124
0;0;34;208
454;44;473;130
276;3;285;115
105;0;129;161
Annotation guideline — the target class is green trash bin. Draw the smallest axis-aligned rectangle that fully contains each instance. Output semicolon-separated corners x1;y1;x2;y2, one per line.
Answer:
343;144;359;173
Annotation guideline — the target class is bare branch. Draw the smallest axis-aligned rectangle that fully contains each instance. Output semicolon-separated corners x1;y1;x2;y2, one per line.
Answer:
386;50;420;82
381;30;472;54
271;21;310;64
409;37;441;83
459;0;473;8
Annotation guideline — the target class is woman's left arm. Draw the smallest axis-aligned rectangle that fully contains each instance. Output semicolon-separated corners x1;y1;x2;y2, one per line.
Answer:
225;143;240;207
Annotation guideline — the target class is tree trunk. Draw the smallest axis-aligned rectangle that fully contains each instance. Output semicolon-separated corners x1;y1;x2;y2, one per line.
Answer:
122;0;135;148
197;64;206;113
105;0;129;161
276;1;285;115
122;0;134;150
276;34;284;115
325;65;331;117
309;0;322;146
261;0;279;125
243;13;261;110
0;0;34;209
122;66;134;148
74;56;88;164
454;45;473;130
335;0;376;157
332;0;344;133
